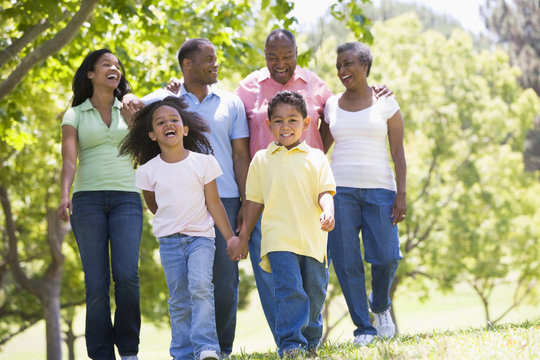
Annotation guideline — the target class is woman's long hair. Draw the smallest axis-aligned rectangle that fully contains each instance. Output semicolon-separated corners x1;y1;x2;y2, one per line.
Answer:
118;96;213;167
72;49;131;106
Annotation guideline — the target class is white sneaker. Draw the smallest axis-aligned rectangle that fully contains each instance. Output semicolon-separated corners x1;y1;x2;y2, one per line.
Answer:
353;334;374;346
373;308;396;338
199;349;220;360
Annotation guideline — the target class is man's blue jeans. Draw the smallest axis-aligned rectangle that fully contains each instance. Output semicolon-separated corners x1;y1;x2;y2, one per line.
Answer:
267;252;328;356
70;191;142;360
247;217;278;344
158;234;220;360
213;198;241;355
328;187;401;337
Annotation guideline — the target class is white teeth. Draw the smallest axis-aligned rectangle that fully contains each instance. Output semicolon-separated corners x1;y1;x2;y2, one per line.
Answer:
107;74;117;79
165;130;175;136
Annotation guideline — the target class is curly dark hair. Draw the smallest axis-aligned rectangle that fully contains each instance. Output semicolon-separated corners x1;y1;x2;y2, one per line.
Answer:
72;49;131;106
267;90;307;120
119;96;213;167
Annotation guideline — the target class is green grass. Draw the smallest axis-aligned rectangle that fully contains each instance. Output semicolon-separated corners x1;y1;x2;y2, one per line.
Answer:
229;322;540;359
1;281;539;359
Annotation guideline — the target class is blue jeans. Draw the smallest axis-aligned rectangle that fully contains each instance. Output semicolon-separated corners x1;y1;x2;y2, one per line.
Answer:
328;187;401;337
70;191;142;360
212;197;240;355
267;252;328;356
158;234;220;360
247;217;278;344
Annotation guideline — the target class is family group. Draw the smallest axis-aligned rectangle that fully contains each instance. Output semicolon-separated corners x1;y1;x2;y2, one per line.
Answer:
57;28;406;360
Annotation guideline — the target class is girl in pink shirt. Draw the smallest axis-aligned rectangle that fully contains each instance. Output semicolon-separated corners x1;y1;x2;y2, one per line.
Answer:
119;96;239;360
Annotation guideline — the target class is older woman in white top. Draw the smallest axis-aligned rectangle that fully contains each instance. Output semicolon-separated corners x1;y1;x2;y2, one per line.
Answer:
324;42;406;347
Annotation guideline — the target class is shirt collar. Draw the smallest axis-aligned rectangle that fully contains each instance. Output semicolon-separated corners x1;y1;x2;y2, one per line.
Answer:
80;97;122;111
268;140;310;154
180;82;221;99
257;66;309;85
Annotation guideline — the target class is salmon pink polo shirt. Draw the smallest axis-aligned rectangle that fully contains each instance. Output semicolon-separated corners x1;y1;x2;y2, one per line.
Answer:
235;66;333;158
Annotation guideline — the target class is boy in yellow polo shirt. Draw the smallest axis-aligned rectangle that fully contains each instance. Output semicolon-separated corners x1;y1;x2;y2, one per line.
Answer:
227;90;336;357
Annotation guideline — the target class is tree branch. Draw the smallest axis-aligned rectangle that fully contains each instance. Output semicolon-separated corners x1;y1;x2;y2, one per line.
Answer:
0;0;99;101
0;18;52;68
0;185;39;296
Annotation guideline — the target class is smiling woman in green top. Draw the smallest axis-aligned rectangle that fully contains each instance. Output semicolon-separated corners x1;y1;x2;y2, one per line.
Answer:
57;49;142;360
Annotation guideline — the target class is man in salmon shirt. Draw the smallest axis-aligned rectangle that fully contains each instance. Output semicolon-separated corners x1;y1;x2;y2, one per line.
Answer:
235;28;392;344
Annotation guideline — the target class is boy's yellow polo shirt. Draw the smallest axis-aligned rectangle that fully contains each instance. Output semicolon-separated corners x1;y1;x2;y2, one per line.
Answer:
246;141;336;273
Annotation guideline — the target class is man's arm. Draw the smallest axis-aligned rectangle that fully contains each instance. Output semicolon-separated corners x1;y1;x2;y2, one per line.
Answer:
231;137;250;232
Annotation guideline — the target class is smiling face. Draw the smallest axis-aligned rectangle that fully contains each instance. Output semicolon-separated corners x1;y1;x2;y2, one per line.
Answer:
87;52;122;90
266;103;310;150
265;36;297;85
336;49;368;90
187;43;219;86
148;105;189;149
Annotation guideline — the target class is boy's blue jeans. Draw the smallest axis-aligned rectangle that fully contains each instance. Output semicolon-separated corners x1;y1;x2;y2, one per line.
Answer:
267;251;328;356
328;187;401;337
158;234;220;360
70;191;142;360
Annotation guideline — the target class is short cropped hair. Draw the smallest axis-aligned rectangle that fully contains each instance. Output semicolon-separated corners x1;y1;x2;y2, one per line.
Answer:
267;90;307;119
265;29;296;49
337;42;373;77
177;38;213;69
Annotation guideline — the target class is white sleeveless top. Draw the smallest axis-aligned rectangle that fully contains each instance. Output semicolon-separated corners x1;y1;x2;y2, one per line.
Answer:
324;94;400;191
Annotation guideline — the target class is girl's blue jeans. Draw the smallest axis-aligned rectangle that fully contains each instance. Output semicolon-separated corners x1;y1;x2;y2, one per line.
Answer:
158;233;220;360
328;187;401;337
70;190;143;360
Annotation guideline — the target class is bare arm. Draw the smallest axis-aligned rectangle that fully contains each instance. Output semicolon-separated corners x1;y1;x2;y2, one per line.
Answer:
142;190;158;215
57;125;78;221
204;179;238;244
318;191;335;232
319;119;334;154
388;109;407;225
231;137;250;232
227;200;264;261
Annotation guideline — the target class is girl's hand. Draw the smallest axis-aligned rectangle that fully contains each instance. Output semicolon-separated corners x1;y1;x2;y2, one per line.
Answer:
166;77;182;94
226;235;249;261
320;211;335;232
391;192;407;225
57;195;72;222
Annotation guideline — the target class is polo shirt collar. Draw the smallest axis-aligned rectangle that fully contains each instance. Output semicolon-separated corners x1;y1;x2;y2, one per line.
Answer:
268;140;309;154
80;97;122;111
180;83;221;99
257;66;309;85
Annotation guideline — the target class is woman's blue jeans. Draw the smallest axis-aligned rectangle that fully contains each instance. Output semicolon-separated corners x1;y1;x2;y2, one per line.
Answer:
158;234;220;360
328;187;401;337
70;191;143;360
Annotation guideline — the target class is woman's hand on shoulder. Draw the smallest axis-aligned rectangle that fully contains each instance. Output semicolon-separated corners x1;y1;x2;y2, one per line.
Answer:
166;77;182;94
371;84;394;99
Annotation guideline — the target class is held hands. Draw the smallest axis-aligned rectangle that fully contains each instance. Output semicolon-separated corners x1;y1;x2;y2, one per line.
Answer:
391;192;407;225
320;211;335;232
166;77;182;94
226;235;249;261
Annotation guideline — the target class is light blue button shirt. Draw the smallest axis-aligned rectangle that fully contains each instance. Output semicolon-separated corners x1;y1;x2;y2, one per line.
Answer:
141;84;249;198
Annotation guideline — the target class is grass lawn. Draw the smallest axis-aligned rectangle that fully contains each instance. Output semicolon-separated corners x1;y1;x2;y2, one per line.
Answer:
1;281;539;359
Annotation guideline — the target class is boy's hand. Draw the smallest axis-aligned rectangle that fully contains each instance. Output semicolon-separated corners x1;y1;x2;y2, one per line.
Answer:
320;211;335;232
226;235;249;261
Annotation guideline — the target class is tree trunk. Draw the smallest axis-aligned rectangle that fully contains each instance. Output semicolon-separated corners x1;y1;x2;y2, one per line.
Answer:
43;284;63;360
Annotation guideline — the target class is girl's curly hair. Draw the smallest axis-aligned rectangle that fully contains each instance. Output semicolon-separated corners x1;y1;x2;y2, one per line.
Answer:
119;96;213;167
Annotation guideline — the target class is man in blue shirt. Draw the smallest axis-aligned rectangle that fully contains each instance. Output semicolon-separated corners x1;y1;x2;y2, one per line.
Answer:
123;38;250;357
